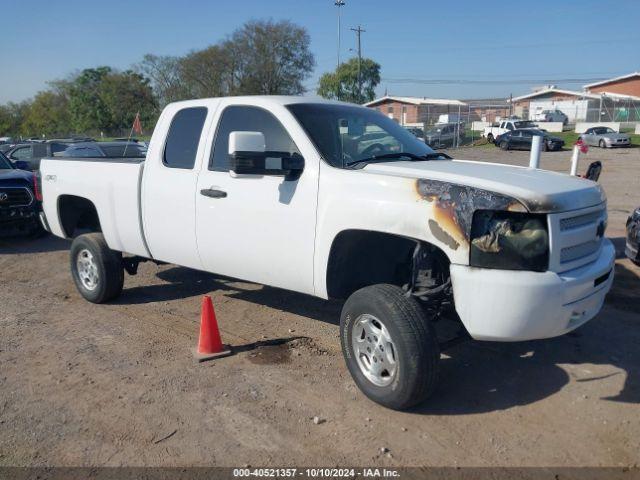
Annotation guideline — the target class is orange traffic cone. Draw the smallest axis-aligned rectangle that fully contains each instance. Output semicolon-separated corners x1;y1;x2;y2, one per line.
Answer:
193;295;232;362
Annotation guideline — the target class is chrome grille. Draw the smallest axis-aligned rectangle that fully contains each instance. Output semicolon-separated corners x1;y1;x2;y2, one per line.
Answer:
0;187;33;207
549;204;607;272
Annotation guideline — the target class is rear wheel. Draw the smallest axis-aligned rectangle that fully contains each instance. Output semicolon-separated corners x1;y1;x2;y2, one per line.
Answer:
340;284;440;410
599;139;607;148
487;134;494;143
70;233;124;303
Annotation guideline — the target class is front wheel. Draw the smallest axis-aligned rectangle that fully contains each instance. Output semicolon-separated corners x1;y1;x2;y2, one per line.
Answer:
599;139;607;148
70;233;124;303
499;140;509;150
340;284;440;410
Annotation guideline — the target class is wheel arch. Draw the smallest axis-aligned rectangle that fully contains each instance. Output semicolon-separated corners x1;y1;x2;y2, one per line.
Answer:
57;194;102;238
325;229;451;300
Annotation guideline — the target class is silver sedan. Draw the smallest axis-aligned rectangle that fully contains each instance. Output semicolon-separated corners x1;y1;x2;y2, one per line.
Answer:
580;127;631;148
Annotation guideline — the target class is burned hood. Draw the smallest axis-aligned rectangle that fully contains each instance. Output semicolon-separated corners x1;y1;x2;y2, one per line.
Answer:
362;159;606;213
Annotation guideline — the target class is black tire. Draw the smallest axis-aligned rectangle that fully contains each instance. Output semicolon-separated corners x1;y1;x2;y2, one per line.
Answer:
70;233;124;303
499;140;509;150
599;139;606;148
542;141;549;152
487;134;494;143
340;284;440;410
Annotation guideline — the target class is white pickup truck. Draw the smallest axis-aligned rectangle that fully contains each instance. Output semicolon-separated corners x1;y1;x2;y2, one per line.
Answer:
483;119;539;142
39;96;615;410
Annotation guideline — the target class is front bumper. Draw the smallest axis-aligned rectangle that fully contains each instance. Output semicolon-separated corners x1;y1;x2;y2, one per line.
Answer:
0;206;40;237
450;239;615;341
606;139;630;147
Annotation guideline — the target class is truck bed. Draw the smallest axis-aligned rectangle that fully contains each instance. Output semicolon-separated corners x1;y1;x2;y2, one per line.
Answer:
40;157;150;257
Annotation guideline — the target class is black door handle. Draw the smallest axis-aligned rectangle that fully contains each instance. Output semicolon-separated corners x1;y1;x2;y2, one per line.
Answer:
200;188;227;199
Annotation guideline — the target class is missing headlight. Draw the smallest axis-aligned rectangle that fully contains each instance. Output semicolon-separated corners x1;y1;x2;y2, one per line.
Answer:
470;210;549;272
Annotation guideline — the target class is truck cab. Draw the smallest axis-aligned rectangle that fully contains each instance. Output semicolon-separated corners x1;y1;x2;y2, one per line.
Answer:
39;96;615;410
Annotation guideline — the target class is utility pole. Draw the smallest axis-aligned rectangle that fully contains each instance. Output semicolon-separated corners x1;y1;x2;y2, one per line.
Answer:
351;25;365;102
335;0;345;68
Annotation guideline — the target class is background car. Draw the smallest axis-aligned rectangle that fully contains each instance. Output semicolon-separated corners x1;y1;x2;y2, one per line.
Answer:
0;150;43;237
425;123;465;148
495;129;564;151
580;127;631;148
60;141;147;158
403;127;425;142
626;207;640;265
5;141;73;170
534;109;568;124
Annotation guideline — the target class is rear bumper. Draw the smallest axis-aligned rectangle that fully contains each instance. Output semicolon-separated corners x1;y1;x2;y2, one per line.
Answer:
450;239;615;341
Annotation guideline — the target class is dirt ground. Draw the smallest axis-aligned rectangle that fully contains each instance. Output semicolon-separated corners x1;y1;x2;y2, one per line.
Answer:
1;145;639;468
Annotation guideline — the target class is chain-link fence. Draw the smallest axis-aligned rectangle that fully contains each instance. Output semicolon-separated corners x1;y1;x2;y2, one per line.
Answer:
399;101;511;149
585;96;640;123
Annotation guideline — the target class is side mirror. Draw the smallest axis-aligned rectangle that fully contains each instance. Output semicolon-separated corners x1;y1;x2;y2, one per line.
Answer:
228;131;304;181
14;160;30;170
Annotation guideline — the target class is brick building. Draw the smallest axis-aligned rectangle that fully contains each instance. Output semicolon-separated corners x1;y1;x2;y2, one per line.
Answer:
363;96;466;125
510;87;598;120
584;72;640;97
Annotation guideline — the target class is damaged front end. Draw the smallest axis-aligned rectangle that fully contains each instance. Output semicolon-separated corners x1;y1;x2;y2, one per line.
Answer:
416;179;550;271
470;211;549;271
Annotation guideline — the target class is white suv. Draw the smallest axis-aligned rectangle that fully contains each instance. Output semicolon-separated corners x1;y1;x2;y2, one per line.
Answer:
534;109;568;124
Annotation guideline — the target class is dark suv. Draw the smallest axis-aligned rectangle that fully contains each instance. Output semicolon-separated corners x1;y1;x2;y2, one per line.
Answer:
5;141;71;170
0;151;43;237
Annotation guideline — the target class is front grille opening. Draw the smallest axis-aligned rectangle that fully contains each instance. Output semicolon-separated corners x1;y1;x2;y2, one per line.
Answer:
0;188;33;207
561;240;601;264
559;211;603;231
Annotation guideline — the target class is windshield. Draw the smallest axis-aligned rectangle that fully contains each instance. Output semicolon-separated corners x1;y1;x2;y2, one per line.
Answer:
0;151;13;169
514;121;536;129
286;103;435;168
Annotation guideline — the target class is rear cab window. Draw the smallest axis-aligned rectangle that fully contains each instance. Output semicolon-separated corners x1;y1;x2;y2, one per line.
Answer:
164;107;208;169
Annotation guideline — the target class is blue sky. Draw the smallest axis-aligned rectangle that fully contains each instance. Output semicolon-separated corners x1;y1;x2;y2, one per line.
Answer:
1;0;639;103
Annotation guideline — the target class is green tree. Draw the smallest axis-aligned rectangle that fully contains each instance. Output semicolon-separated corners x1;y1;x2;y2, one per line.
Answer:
139;19;315;101
0;101;30;137
136;54;186;107
317;57;381;104
179;45;233;98
57;66;158;134
65;66;112;132
99;70;158;132
21;90;71;137
225;19;315;95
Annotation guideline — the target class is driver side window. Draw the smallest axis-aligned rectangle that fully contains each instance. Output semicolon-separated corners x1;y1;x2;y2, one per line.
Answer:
11;146;31;160
210;106;299;172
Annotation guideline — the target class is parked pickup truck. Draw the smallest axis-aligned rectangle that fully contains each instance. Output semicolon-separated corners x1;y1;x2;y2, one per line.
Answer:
483;119;538;142
39;97;615;410
0;151;43;237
